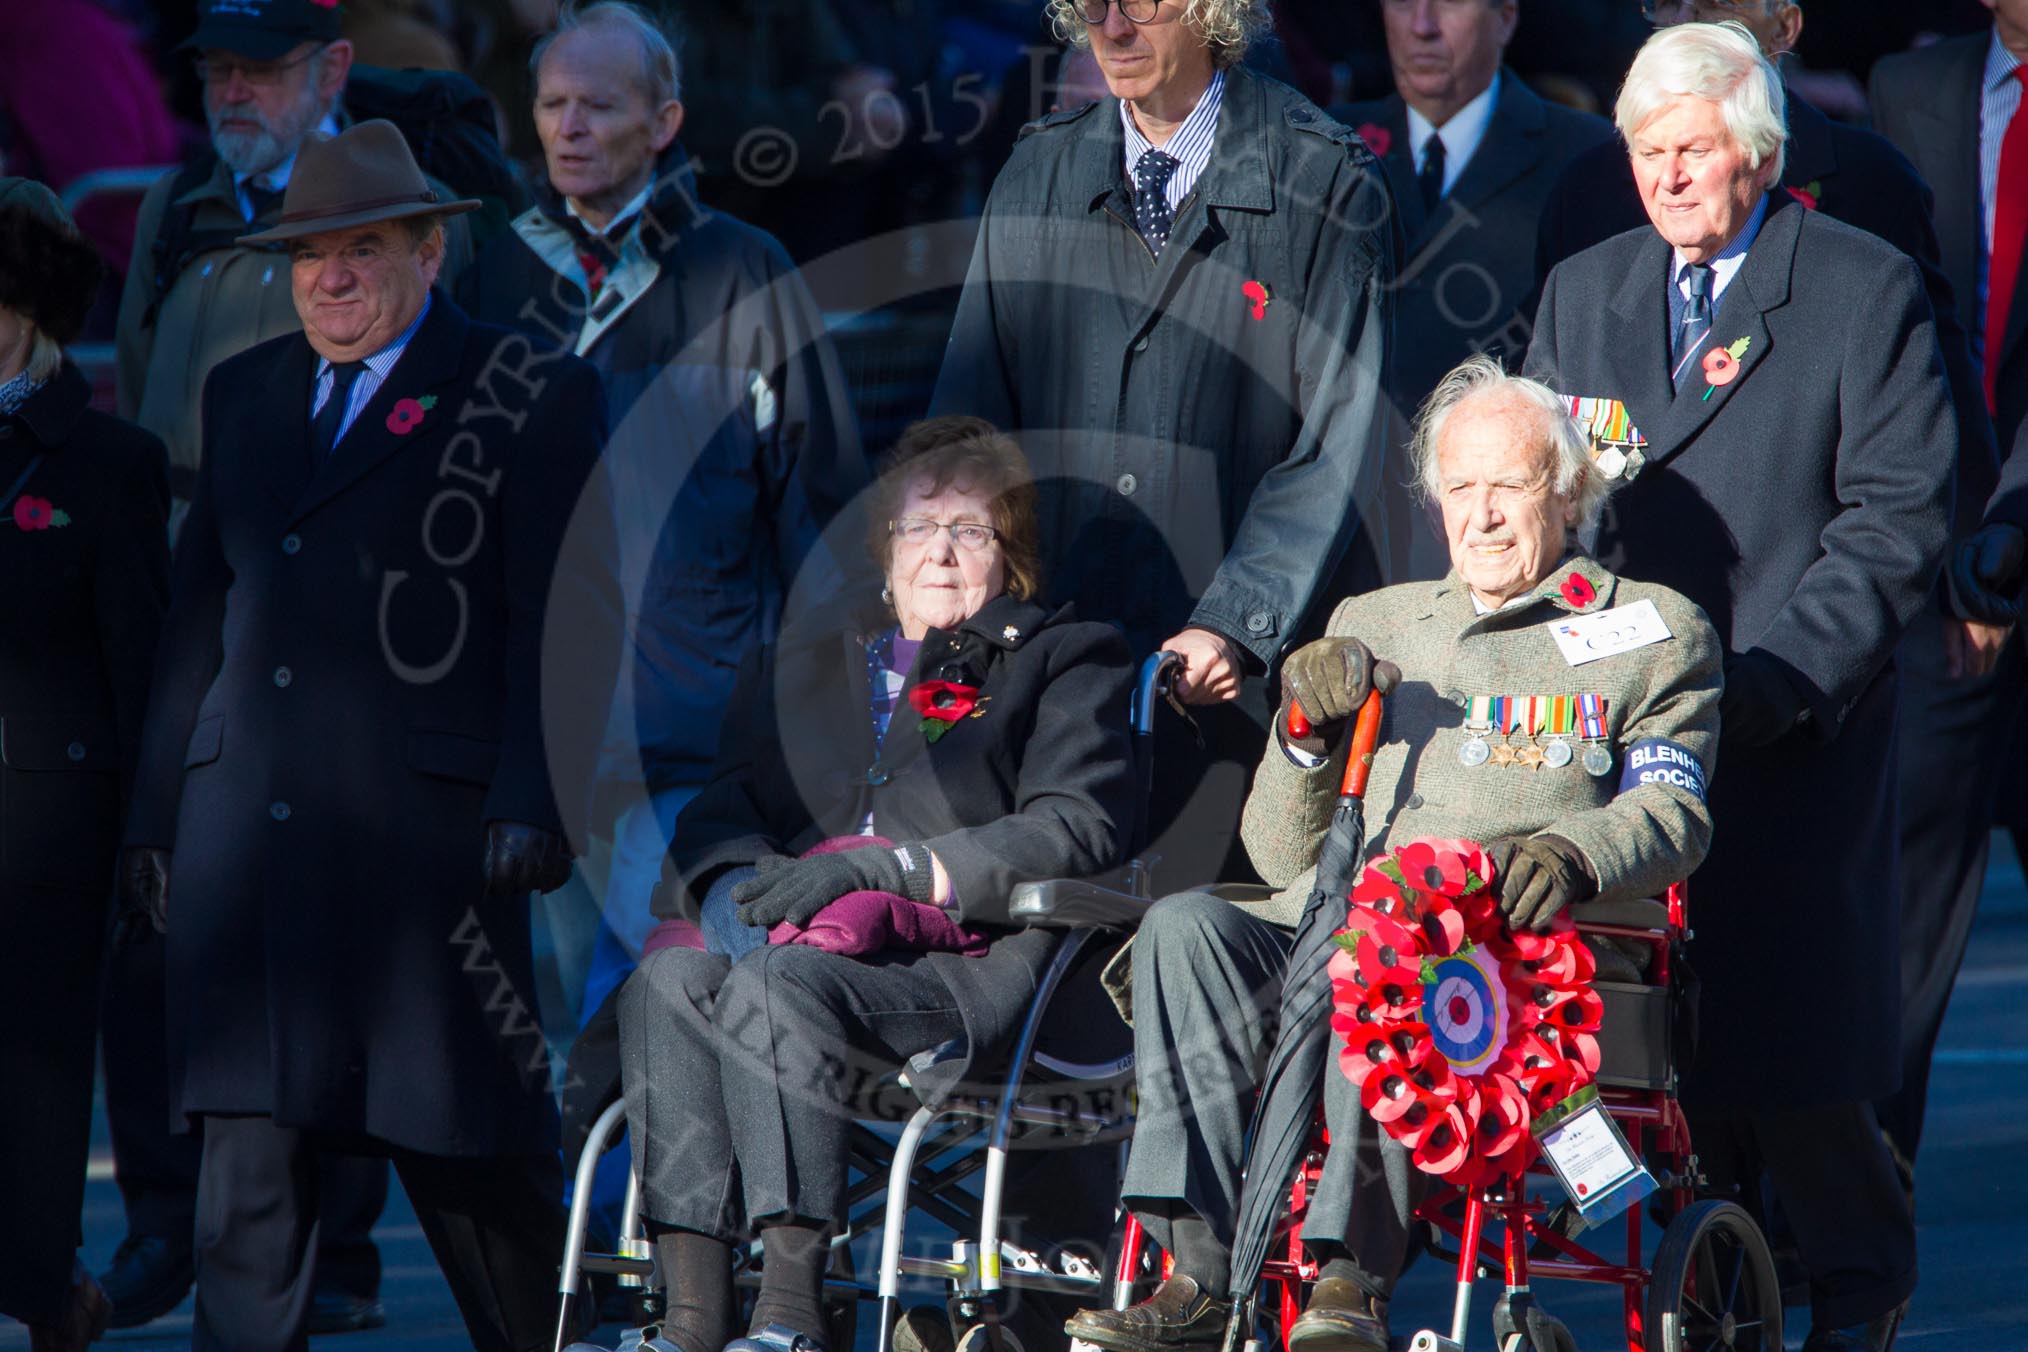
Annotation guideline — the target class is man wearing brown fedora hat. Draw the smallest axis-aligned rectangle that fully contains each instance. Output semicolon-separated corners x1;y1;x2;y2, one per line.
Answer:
104;5;483;1328
119;118;617;1352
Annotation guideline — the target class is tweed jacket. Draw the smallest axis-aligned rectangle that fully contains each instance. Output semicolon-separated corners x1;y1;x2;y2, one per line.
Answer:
1238;557;1721;927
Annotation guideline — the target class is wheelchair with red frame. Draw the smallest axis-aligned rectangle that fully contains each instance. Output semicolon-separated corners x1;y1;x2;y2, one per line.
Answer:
1097;876;1783;1352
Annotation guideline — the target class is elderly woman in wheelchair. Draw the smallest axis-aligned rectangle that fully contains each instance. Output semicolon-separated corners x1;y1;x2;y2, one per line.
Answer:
1066;357;1723;1352
614;416;1139;1352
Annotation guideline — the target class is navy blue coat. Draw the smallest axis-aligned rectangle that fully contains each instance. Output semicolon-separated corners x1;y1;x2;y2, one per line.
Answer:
1526;196;1956;1108
1536;92;1997;544
668;591;1138;1098
1334;72;1613;580
459;149;867;788
931;64;1397;668
125;295;616;1154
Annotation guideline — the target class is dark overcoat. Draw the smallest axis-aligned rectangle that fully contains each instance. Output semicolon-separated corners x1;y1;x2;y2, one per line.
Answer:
666;592;1138;1094
124;294;614;1155
1535;92;1998;538
0;363;169;1323
1871;32;2028;480
930;64;1397;669
458;148;867;785
1334;71;1613;578
1525;196;1956;1109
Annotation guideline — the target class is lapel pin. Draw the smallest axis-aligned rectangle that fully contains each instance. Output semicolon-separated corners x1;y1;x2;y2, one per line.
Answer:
1242;279;1272;322
1356;123;1392;157
386;394;438;434
1559;572;1596;608
1701;337;1751;400
1002;624;1020;642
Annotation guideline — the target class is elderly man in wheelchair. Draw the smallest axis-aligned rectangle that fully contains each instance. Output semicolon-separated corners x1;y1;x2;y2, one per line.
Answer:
1066;356;1723;1352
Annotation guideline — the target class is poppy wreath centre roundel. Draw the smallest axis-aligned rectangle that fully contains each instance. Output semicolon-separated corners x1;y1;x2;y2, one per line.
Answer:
1328;837;1604;1188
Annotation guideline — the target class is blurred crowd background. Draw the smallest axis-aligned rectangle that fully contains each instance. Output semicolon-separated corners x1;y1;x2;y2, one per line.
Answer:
2;0;2002;449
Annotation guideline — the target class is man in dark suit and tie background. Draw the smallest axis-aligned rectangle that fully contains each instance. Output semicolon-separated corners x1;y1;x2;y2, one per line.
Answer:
1333;0;1613;581
1868;0;2028;1181
117;120;617;1352
1526;23;1953;1349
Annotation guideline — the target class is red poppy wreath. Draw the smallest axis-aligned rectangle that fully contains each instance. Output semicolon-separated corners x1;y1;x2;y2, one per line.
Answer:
1329;837;1603;1188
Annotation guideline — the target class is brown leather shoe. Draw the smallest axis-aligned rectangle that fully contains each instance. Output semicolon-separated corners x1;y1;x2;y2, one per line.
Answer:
29;1260;110;1352
1285;1277;1389;1352
1064;1276;1231;1352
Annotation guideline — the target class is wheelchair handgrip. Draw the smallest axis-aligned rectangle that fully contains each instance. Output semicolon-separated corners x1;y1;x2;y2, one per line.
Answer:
1285;689;1384;800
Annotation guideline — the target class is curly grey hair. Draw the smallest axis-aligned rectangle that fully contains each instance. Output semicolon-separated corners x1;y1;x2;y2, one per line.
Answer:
1045;0;1272;71
1411;355;1612;531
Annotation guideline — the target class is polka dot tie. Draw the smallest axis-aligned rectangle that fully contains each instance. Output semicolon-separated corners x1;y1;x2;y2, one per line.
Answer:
1133;148;1180;259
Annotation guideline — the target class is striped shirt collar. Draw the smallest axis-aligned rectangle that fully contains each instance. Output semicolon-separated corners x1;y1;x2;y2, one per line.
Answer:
315;291;432;388
1120;67;1225;211
1987;30;2023;92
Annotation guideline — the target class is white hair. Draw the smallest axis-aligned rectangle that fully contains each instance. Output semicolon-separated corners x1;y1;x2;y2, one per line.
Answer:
1615;20;1787;182
1412;355;1611;530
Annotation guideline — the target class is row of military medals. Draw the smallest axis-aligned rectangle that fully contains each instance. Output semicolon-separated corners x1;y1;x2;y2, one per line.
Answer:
1460;694;1612;776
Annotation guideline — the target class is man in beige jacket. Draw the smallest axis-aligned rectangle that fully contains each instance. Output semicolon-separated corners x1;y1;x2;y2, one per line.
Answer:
1070;356;1721;1352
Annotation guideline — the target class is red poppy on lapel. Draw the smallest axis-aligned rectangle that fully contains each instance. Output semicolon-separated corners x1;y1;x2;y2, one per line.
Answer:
386;394;438;434
909;680;981;743
1242;279;1272;321
1559;572;1596;608
1356;123;1392;157
10;496;66;530
1785;180;1822;211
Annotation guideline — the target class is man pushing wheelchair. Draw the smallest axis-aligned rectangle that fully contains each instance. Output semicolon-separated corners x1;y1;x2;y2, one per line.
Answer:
1067;357;1722;1352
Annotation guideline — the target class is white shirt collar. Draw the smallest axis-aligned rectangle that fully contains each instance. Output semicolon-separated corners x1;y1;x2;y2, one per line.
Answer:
1405;70;1501;197
565;180;654;240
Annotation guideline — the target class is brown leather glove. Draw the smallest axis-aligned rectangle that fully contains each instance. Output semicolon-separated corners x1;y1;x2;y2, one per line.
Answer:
1278;637;1397;756
1487;835;1595;933
117;846;171;942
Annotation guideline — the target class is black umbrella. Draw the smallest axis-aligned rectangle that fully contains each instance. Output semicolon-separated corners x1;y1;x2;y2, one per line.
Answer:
1223;685;1388;1346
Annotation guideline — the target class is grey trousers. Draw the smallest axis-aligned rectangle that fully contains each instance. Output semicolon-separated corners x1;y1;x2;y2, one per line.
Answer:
618;942;966;1237
1117;892;1422;1296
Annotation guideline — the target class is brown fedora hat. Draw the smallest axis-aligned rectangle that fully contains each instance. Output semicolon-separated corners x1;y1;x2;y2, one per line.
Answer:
238;119;479;245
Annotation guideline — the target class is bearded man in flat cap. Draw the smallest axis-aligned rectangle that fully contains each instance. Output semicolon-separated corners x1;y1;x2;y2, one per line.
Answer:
119;120;616;1352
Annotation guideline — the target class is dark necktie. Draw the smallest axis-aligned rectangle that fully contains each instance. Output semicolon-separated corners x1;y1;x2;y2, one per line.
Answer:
1985;66;2028;413
1418;133;1447;216
244;181;284;224
309;361;367;462
1672;262;1714;393
559;212;622;303
1132;148;1180;258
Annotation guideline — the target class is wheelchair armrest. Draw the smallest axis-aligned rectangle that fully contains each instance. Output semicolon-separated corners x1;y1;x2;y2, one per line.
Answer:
1567;896;1671;930
1008;878;1155;930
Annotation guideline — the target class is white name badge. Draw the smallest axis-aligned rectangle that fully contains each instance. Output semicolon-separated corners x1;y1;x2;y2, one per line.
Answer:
1548;598;1673;667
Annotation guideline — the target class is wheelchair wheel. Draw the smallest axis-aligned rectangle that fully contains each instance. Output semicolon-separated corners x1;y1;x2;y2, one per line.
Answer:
1643;1200;1783;1352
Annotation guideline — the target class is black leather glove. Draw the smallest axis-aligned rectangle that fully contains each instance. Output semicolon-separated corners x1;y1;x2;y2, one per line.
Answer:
1952;523;2027;626
1488;834;1596;933
483;821;574;896
1720;651;1808;748
116;846;171;942
731;844;936;929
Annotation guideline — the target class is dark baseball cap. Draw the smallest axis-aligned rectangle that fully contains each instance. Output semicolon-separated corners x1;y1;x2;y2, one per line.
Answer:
180;0;344;62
